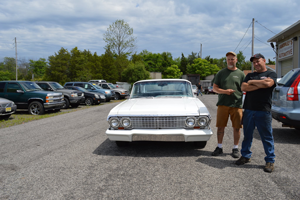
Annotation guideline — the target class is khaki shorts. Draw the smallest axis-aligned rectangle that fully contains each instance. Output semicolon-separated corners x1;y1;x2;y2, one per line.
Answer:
216;105;243;129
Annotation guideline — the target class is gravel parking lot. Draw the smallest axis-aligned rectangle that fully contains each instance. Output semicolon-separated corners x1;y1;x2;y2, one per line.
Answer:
0;95;300;199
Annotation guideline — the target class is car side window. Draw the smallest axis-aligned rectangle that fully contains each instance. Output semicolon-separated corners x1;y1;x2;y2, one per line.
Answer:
7;83;22;93
38;83;50;90
102;84;109;89
74;83;84;87
0;82;6;92
65;83;72;86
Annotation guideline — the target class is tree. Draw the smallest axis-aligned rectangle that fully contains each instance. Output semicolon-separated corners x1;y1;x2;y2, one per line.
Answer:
186;58;220;79
163;65;182;79
29;58;47;80
101;48;119;83
103;19;136;56
121;62;150;84
266;59;275;65
236;51;246;70
0;71;12;81
44;47;71;84
180;53;188;75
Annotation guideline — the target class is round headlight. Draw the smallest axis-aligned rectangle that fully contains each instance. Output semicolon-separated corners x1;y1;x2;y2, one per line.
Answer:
121;118;131;128
198;116;209;127
109;118;119;128
185;117;196;127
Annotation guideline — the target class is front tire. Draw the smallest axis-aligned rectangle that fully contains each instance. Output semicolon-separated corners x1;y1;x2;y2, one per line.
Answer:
85;98;93;106
193;141;207;149
62;98;70;109
114;93;120;100
28;101;44;115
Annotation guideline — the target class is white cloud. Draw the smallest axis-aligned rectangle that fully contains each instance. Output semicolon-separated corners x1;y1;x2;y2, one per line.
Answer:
0;0;299;62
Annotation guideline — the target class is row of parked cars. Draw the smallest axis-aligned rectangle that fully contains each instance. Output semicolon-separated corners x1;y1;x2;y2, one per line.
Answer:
0;80;130;118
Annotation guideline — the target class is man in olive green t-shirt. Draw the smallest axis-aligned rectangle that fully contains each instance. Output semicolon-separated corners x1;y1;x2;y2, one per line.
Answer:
212;51;245;158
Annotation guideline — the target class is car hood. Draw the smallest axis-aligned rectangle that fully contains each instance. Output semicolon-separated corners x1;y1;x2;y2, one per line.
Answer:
108;98;210;118
57;88;79;93
113;88;127;92
30;90;62;96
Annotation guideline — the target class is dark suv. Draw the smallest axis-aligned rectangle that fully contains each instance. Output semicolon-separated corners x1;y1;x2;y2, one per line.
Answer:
0;81;64;115
97;82;129;100
36;81;85;109
271;68;300;130
64;82;115;102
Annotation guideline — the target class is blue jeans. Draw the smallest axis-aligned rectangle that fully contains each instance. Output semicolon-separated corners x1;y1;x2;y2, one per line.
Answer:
241;109;275;163
197;89;202;96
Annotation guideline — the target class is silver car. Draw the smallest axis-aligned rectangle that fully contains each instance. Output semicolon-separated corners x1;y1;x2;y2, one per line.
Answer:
0;97;17;119
271;68;300;130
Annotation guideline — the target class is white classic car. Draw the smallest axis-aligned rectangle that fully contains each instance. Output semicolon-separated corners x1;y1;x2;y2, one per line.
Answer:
106;79;213;148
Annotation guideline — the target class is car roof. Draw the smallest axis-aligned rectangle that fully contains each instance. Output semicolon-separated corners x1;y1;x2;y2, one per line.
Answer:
134;79;191;84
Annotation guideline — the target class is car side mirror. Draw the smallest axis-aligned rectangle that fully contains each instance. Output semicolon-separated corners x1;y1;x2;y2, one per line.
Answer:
17;90;24;93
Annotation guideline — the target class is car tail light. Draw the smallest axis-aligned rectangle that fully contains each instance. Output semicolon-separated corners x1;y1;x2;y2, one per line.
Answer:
287;75;300;101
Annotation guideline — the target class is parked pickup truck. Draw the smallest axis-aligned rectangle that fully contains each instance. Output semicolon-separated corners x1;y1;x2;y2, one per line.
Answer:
0;81;64;115
36;81;85;109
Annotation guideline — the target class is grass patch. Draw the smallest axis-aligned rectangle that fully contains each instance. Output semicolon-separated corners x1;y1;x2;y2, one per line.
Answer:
0;99;124;129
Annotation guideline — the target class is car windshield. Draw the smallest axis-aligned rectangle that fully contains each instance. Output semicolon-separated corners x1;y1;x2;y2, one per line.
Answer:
20;82;42;91
192;85;197;89
49;82;64;89
75;87;89;92
92;84;103;89
108;83;116;89
131;80;193;98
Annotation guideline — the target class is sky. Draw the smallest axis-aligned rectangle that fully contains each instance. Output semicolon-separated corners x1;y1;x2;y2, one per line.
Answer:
1;0;300;63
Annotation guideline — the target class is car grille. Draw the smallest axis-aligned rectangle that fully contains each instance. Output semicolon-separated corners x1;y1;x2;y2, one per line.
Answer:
130;116;186;129
0;102;13;108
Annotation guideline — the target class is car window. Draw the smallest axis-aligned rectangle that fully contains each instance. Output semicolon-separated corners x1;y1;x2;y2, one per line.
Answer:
93;84;103;89
49;82;64;89
131;81;193;98
7;83;22;93
279;69;300;86
65;83;72;86
102;84;109;89
38;83;50;90
74;83;84;87
20;82;42;91
0;82;6;93
108;83;116;89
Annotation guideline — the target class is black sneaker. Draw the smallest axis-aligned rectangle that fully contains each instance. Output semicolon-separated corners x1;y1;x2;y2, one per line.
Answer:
211;147;223;156
264;162;274;173
235;156;251;165
232;148;240;158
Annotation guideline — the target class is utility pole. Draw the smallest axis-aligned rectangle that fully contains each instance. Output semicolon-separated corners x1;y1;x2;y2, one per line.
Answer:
15;37;18;80
251;18;254;72
199;43;202;58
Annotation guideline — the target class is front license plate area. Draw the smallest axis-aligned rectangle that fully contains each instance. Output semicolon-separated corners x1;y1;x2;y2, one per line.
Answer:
132;134;185;142
5;107;11;112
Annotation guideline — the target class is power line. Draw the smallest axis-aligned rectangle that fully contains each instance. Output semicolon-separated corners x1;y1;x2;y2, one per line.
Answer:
254;35;270;47
255;20;277;35
242;40;252;51
234;21;252;52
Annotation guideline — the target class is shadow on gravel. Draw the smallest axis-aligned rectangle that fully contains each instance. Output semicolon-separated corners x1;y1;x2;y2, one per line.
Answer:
252;128;300;145
93;139;206;157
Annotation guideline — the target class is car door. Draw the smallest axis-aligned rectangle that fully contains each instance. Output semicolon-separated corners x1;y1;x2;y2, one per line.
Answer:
5;82;27;108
